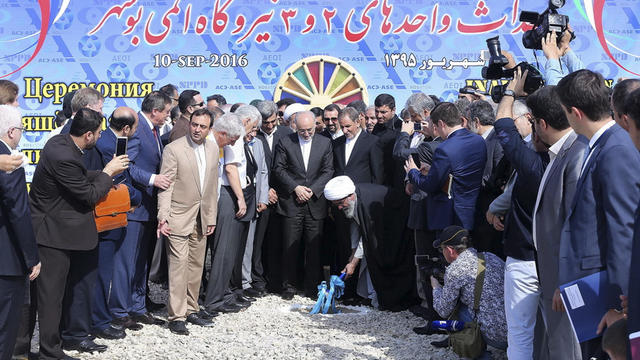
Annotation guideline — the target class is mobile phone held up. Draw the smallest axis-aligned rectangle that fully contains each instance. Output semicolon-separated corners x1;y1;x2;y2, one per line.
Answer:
413;122;422;131
116;137;128;156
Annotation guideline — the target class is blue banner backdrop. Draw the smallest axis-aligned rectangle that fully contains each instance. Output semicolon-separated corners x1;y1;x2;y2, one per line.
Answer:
0;0;638;182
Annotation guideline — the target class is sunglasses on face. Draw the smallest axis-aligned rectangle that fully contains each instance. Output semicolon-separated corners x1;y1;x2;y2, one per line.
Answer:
191;102;205;108
323;117;338;122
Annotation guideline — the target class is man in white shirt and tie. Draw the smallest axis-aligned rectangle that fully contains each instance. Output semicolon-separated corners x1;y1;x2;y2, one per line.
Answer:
273;111;334;300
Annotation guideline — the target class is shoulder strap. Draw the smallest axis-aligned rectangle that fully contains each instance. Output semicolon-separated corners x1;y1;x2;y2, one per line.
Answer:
473;252;486;312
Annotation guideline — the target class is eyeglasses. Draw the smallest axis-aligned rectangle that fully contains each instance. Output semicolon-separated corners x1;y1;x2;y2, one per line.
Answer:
323;117;338;122
297;128;314;134
191;102;205;108
11;126;25;132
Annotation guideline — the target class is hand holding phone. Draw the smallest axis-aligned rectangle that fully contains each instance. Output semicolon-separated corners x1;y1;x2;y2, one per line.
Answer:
116;137;128;156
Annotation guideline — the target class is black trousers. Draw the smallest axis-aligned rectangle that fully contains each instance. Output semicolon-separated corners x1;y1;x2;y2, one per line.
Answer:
13;280;37;356
281;206;323;296
0;275;26;360
250;205;272;291
37;245;98;360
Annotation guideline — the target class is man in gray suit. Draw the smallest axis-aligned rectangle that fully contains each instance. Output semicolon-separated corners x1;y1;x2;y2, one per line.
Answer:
240;111;270;297
530;86;586;360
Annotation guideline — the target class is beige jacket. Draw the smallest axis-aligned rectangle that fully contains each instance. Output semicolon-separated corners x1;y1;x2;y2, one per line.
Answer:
157;136;219;236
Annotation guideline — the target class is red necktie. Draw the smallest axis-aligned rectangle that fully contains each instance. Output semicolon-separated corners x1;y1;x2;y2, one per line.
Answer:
152;127;161;152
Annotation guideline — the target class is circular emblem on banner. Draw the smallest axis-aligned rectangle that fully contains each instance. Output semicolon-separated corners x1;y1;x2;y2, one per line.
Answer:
273;56;368;108
107;63;130;82
78;35;101;57
258;62;281;85
379;34;403;54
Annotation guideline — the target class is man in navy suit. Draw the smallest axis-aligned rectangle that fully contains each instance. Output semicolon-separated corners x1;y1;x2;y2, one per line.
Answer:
555;70;640;359
124;91;172;325
406;102;487;233
92;107;143;340
0;105;40;359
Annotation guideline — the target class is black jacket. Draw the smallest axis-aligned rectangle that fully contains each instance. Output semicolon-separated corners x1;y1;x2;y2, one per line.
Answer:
30;134;112;251
272;133;334;219
332;131;384;184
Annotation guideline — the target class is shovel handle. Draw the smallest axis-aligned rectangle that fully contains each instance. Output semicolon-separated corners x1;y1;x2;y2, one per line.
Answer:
339;272;346;280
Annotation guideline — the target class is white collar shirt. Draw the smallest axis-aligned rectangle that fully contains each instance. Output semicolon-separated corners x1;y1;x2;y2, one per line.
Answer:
220;138;247;188
345;128;362;164
299;135;312;171
481;126;494;140
580;120;615;176
410;132;425;149
331;128;344;140
532;129;574;248
264;127;277;151
187;136;207;193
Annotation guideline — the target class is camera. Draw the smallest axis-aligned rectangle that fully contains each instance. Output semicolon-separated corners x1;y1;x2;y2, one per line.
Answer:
481;36;544;102
520;0;574;50
423;256;446;284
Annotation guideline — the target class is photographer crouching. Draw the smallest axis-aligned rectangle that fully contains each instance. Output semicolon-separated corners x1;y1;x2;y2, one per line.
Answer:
430;226;507;359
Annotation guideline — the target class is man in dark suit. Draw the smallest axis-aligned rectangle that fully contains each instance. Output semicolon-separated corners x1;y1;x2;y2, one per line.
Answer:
169;89;205;143
374;93;403;131
273;111;334;299
622;88;640;357
30;108;128;358
92;107;143;340
466;100;508;258
333;106;383;184
252;100;293;295
125;91;172;324
406;102;487;232
373;94;404;190
556;70;640;359
0;105;40;359
319;103;343;140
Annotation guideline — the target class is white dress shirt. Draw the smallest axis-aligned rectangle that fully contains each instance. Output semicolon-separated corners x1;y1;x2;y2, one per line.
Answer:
264;127;277;151
187;136;207;193
481;126;494;140
140;112;160;186
220;138;247;188
410;132;425;149
532;129;574;249
580;120;615;176
299;135;312;171
344;128;362;164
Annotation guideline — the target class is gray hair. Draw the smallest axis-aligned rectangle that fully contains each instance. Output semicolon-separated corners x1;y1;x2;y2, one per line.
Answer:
0;105;22;137
454;97;471;115
512;99;531;118
256;100;277;121
234;104;262;128
365;105;375;113
71;87;103;113
293;111;314;125
405;93;436;114
466;100;495;126
213;112;245;138
338;106;359;122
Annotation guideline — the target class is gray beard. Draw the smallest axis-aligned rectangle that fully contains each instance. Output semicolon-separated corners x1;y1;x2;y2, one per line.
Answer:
342;200;356;218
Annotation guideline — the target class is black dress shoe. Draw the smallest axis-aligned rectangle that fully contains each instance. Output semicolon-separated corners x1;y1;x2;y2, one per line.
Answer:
132;312;166;326
215;303;243;313
62;355;81;360
244;287;265;298
146;300;166;312
111;316;143;331
168;320;189;335
236;294;256;303
186;313;215;327
197;309;218;320
413;325;438;336
281;290;295;301
62;339;107;353
94;325;126;340
431;337;450;348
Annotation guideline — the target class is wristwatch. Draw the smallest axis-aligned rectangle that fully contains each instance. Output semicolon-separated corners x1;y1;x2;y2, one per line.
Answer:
503;89;516;98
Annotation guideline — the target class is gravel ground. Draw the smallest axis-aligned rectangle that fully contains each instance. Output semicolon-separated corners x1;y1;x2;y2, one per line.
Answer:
46;283;507;360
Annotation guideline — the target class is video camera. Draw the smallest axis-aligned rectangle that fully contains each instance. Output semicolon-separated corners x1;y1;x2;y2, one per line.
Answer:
520;0;574;50
481;36;544;103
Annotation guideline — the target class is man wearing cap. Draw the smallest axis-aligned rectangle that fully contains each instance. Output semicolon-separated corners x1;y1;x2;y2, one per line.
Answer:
430;226;507;354
324;176;414;311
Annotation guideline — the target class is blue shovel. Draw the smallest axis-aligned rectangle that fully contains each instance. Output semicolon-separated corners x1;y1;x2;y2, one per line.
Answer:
310;273;346;314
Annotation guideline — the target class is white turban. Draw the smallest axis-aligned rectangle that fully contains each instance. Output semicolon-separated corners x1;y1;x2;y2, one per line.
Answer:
283;103;306;122
323;176;356;201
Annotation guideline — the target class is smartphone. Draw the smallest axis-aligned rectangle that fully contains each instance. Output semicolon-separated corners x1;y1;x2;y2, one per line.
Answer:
411;153;421;167
116;137;128;156
413;122;422;131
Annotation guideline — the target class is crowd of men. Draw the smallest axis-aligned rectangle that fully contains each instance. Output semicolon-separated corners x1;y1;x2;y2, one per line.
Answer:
1;40;640;360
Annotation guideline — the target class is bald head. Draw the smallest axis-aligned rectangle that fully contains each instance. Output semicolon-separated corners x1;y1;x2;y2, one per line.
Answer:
295;111;315;140
109;106;139;137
